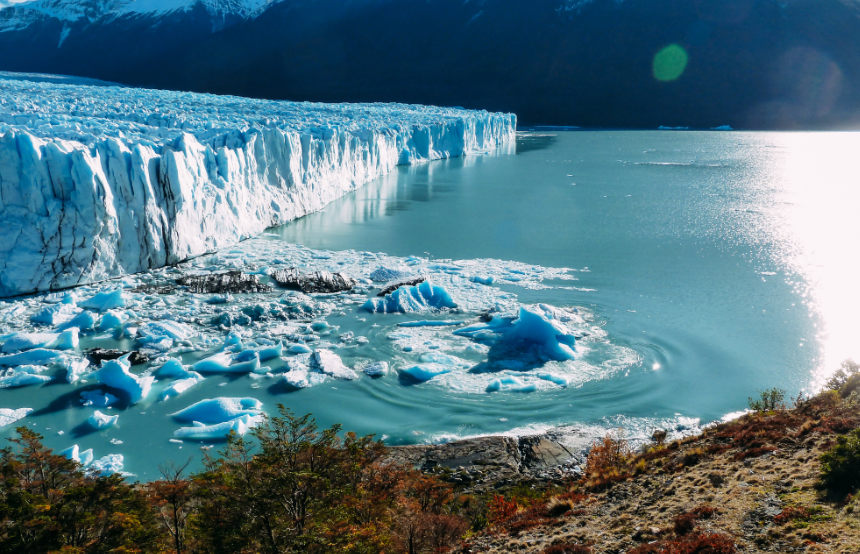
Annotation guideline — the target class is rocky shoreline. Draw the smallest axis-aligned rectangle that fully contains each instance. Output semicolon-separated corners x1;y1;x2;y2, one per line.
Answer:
386;432;588;493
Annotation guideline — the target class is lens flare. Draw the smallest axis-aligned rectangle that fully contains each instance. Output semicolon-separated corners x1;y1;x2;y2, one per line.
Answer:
653;44;688;82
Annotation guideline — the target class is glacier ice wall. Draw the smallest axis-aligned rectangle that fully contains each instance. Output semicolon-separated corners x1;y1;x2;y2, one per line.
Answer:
0;73;515;297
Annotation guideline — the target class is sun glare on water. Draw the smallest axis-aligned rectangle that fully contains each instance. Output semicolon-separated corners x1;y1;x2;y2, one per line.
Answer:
767;132;860;387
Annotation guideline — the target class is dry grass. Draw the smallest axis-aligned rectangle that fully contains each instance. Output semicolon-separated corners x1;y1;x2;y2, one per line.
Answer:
468;383;860;553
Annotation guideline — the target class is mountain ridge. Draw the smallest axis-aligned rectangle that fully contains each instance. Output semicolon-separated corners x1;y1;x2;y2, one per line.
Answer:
1;0;859;128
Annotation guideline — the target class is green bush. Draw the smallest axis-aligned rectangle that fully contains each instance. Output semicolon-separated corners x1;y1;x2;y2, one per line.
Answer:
748;388;785;412
827;359;860;398
819;427;860;499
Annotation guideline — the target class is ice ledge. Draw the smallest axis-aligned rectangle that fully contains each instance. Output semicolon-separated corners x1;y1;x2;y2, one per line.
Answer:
0;74;516;297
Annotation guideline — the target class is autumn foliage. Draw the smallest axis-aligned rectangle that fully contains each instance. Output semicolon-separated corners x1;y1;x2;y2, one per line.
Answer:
0;407;473;553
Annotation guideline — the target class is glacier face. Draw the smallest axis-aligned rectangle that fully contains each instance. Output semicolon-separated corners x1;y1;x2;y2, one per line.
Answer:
0;73;516;297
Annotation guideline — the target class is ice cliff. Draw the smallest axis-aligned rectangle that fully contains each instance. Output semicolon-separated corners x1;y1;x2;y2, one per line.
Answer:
0;73;516;297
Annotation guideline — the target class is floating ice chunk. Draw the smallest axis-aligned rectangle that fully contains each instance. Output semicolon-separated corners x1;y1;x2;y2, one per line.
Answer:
281;368;328;389
362;361;389;377
369;266;412;282
0;348;63;367
30;303;77;326
63;358;91;383
87;410;119;430
159;376;203;401
454;304;577;362
1;331;58;353
399;364;452;382
362;281;457;314
418;351;469;368
50;328;80;350
193;352;232;372
257;343;283;361
139;320;193;341
154;359;191;379
486;376;537;393
0;366;52;388
171;397;263;424
80;389;120;408
79;290;125;312
56;311;96;332
98;310;127;331
537;373;570;387
311;350;358;379
193;351;260;374
469;275;496;285
0;407;32;427
288;344;312;354
173;413;263;441
94;357;154;404
60;445;95;467
89;454;128;476
60;444;81;463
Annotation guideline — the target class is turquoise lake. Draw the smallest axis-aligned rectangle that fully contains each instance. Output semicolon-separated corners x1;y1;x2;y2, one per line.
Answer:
2;130;858;480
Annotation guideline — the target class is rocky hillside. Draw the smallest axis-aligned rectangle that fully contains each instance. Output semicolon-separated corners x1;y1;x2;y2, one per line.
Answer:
463;368;860;552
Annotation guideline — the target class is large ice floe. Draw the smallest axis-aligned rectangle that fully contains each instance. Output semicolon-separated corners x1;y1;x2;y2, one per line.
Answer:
0;72;515;297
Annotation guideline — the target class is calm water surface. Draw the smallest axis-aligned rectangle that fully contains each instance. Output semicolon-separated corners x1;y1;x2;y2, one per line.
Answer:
275;129;860;416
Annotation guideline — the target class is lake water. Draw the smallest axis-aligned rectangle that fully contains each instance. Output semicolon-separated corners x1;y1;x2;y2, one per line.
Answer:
2;130;858;479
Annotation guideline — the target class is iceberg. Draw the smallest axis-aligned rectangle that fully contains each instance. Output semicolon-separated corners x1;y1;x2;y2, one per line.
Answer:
0;407;32;427
193;351;260;374
399;364;452;383
158;376;202;401
454;304;577;368
94;357;154;404
78;289;125;312
0;74;515;297
0;348;63;367
0;365;52;388
1;330;78;353
311;349;358;379
362;361;389;377
89;453;128;476
170;397;263;424
485;376;537;393
87;409;119;430
173;413;263;441
362;281;457;314
281;368;327;389
59;444;94;466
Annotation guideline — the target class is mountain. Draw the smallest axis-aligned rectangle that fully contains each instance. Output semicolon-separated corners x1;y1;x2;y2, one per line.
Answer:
1;0;859;129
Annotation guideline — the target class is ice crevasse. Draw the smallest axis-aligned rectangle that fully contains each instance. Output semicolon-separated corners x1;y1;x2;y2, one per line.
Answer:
0;73;516;297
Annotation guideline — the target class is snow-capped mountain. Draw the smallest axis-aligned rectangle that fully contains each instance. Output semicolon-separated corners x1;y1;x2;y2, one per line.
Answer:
0;0;281;32
0;0;859;129
0;0;280;21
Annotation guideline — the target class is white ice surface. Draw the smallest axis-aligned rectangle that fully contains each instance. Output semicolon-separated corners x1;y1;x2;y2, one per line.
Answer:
0;73;515;296
170;396;262;424
0;407;32;427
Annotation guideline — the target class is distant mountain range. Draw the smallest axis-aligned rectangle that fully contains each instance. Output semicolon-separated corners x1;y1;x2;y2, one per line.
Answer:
1;0;859;129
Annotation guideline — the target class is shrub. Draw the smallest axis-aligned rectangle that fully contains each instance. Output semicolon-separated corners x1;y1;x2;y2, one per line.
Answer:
819;427;860;499
826;359;859;392
584;432;631;490
487;495;519;527
748;388;785;412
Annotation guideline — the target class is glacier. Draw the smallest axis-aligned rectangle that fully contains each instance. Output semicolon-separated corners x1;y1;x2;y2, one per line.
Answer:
0;72;515;297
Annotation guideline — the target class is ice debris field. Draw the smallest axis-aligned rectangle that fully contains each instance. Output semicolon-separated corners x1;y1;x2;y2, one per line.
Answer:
0;72;515;297
0;230;705;479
